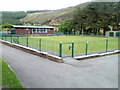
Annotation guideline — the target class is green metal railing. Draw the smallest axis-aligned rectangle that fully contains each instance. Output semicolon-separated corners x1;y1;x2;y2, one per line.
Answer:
0;36;118;58
59;42;62;57
59;39;118;57
86;40;88;55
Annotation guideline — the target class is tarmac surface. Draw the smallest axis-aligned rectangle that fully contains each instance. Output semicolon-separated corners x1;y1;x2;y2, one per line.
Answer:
1;44;118;88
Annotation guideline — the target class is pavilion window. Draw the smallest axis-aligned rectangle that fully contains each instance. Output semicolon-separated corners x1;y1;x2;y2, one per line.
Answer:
33;29;36;33
26;28;29;30
45;29;47;33
43;29;45;33
35;29;37;33
41;29;44;33
37;29;39;33
39;29;41;33
31;29;33;34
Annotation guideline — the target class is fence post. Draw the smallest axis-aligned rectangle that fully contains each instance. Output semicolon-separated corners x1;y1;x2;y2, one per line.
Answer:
72;42;74;57
106;39;108;52
3;37;5;40
5;36;7;41
39;39;41;51
59;42;62;57
11;36;12;43
26;37;28;47
86;40;88;55
17;36;19;44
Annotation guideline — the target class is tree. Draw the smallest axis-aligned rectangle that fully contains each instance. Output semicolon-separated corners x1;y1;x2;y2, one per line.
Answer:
72;2;119;36
59;19;74;34
73;3;100;35
2;23;12;28
2;11;26;25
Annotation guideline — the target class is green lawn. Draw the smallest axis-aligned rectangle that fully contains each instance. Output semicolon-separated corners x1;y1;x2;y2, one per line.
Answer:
1;36;119;57
0;58;23;88
34;36;118;56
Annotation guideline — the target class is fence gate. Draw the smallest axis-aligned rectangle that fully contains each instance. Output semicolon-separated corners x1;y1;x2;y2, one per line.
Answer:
59;42;74;58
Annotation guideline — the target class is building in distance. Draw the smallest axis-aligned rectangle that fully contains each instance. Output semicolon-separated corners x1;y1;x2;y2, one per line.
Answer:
10;25;55;35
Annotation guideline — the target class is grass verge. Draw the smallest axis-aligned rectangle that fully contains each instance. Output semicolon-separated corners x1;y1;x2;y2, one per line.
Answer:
0;58;23;88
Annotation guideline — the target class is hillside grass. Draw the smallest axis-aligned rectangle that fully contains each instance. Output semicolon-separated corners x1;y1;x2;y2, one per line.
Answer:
0;58;23;88
2;36;118;57
21;3;89;26
22;9;74;25
21;5;80;26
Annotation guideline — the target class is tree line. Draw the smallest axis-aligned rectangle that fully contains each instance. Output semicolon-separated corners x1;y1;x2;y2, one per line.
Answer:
2;11;27;25
26;10;51;13
59;2;119;36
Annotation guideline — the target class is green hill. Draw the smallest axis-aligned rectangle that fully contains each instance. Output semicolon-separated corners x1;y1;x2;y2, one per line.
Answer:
1;2;89;26
1;1;119;26
21;3;90;26
2;11;26;25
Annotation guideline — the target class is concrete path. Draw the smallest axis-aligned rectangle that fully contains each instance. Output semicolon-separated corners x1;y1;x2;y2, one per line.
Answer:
1;44;118;88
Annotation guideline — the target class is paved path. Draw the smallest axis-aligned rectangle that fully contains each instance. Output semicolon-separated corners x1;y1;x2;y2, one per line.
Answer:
1;44;118;88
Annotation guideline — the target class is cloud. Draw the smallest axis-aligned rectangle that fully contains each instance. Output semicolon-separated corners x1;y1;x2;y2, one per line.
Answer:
0;0;92;11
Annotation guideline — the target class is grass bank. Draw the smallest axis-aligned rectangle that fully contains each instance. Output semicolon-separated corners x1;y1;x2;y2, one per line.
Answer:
0;58;23;88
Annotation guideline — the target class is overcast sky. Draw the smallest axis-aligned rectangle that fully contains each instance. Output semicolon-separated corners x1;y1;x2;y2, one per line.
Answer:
0;0;92;11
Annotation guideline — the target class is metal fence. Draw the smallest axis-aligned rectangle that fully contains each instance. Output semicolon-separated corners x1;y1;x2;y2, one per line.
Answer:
58;39;118;57
0;36;119;58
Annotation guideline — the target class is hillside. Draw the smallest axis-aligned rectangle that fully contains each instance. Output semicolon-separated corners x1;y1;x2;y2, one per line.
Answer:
21;3;90;26
59;2;119;35
2;11;26;25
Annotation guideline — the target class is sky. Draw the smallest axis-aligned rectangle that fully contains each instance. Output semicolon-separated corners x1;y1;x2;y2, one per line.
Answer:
0;0;92;11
